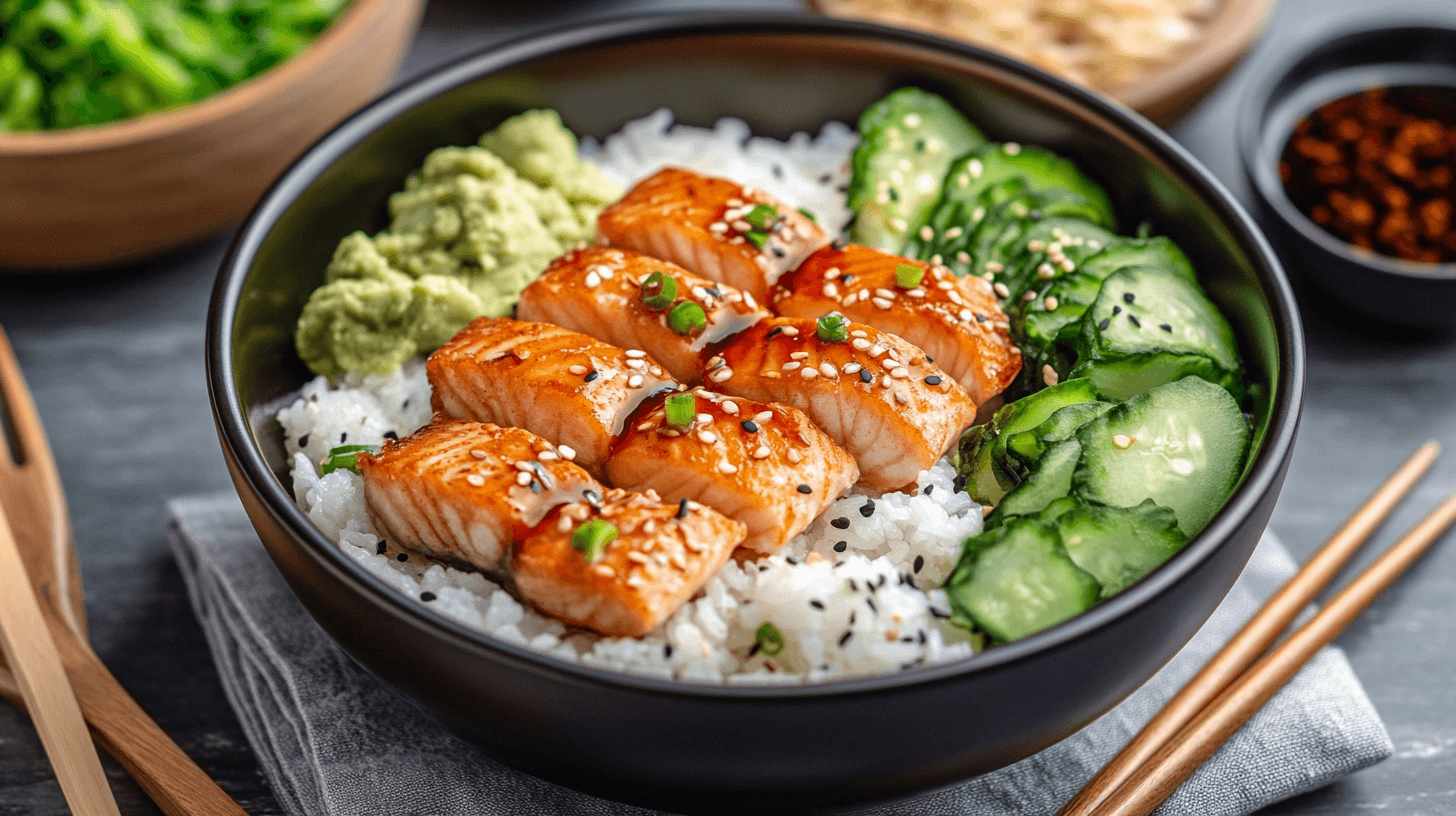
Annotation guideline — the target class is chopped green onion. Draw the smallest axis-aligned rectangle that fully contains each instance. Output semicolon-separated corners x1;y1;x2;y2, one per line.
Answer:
754;621;786;657
743;203;777;230
640;271;678;310
744;230;769;250
797;207;818;223
816;314;849;343
895;263;924;289
668;301;707;335
664;392;697;427
572;519;618;562
319;444;375;475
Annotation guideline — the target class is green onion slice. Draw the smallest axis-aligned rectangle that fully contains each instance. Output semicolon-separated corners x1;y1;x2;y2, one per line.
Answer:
319;444;375;475
816;314;849;343
668;301;707;335
754;621;786;657
572;519;618;562
640;271;678;310
664;392;697;428
796;206;818;223
895;263;924;289
743;203;777;230
744;230;769;250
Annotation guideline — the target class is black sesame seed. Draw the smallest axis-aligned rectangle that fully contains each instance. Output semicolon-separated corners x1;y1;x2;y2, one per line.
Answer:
925;354;934;362
786;556;799;565
772;163;784;179
741;419;759;433
664;644;673;658
859;499;875;518
918;629;927;644
396;553;408;562
1029;209;1043;220
930;606;950;619
298;433;309;447
340;432;347;443
748;641;761;657
849;611;857;625
401;398;410;409
913;555;924;574
833;540;848;553
771;246;786;258
376;540;387;555
797;484;812;494
819;173;832;184
866;596;878;613
677;498;690;519
584;369;600;382
1128;314;1142;328
1160;323;1173;332
420;592;436;602
766;327;784;339
1123;292;1136;303
923;484;935;495
809;599;825;610
901;636;915;643
839;630;854;647
1112;305;1122;315
859;369;874;383
1099;318;1111;330
529;481;541;493
848;578;859;592
877;574;888;588
924;375;943;385
704;287;723;298
831;517;850;529
952;474;968;492
840;273;853;284
384;430;398;441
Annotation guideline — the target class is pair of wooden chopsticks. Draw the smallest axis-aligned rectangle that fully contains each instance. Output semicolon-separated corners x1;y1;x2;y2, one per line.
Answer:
1058;441;1456;816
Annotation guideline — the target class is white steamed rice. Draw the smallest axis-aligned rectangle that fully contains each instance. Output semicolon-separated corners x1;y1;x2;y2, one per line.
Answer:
276;110;985;684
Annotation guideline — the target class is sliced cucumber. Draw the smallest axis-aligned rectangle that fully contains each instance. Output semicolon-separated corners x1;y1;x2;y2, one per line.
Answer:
955;423;1018;506
1073;376;1249;536
1044;497;1188;597
994;439;1081;521
848;88;986;251
1070;265;1243;400
997;217;1118;301
944;517;1101;642
1005;400;1113;467
987;378;1102;472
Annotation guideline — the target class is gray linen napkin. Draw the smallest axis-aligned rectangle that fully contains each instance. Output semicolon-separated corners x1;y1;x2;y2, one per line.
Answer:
167;492;1393;816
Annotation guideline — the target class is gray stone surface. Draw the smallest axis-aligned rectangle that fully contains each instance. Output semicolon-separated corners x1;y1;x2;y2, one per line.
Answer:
3;0;1455;813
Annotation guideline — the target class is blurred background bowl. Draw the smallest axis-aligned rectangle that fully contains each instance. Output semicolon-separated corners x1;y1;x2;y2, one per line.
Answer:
210;14;1302;813
808;0;1275;126
1239;18;1456;330
0;0;425;272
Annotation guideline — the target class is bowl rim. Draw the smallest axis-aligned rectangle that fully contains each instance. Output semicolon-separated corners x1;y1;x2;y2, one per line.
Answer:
209;11;1305;701
0;0;419;154
1237;17;1456;282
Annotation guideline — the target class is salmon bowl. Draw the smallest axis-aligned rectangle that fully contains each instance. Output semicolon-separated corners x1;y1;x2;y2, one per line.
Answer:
207;13;1303;814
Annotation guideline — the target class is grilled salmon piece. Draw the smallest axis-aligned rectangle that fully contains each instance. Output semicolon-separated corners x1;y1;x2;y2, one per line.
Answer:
710;317;977;492
596;167;830;306
513;488;745;637
606;389;858;555
427;317;676;477
358;415;601;572
775;243;1021;404
516;246;768;385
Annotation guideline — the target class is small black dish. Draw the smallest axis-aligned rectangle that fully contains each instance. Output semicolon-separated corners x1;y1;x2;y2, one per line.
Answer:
1240;17;1456;330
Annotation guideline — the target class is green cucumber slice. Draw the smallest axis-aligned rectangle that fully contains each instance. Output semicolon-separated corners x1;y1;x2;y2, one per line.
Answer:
1046;497;1188;597
944;518;1101;642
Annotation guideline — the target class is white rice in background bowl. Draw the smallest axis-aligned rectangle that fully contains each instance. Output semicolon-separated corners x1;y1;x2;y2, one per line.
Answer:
275;111;986;685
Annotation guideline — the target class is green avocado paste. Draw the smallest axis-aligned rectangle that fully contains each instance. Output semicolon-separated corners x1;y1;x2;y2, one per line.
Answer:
294;109;621;377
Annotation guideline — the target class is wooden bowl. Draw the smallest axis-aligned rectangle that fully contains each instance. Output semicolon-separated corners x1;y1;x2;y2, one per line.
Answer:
808;0;1275;126
0;0;425;271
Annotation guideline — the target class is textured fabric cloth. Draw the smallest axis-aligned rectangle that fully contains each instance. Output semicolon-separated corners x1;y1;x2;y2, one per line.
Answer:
167;492;1392;816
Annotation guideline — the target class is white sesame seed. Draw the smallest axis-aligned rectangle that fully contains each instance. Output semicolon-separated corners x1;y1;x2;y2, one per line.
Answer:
906;288;926;298
1112;434;1133;449
781;361;803;372
956;173;970;188
557;516;573;533
643;519;657;534
628;374;644;388
801;368;819;380
790;351;810;360
870;344;886;357
823;282;840;298
823;266;841;279
938;281;955;290
786;449;802;464
889;367;908;379
625;359;646;370
466;474;485;486
945;226;963;239
780;326;799;337
819;361;838;377
1022;290;1037;302
1037;262;1056;278
718;460;738;475
625;349;647;358
744;292;758;310
754;411;773;422
696;413;713;425
727;198;743;207
628;551;650;565
515;472;532;486
584;272;601;287
993;283;1011;299
753;446;771;459
959;309;974;322
947;291;964;306
852;338;871;350
722;401;739;415
1043;364;1060;386
698;431;718;444
469;449;488;459
709;221;728;233
969;158;983;179
558;445;576;461
710;367;734;383
513;461;534;472
889;217;908;233
956;251;971;264
842;362;862;374
538;450;558;461
1045;296;1060;311
595;265;615;280
872;297;893;310
569;364;587;375
985;261;1004;273
1027;240;1046;252
894;390;908;404
971;207;985;221
903;112;922;127
918;225;934;241
1004;142;1022;155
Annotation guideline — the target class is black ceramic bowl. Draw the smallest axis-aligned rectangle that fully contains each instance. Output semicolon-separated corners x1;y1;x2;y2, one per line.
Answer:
1240;17;1456;330
208;14;1303;814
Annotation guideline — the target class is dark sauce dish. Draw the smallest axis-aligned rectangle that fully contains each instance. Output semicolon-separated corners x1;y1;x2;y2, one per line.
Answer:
208;14;1303;814
1240;18;1456;330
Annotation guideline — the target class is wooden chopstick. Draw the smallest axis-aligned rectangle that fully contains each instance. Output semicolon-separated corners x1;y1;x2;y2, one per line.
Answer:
1059;441;1442;816
0;503;121;816
1086;491;1456;816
